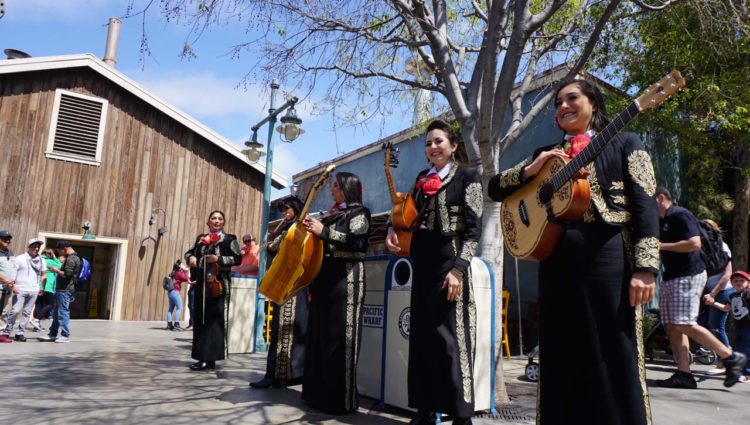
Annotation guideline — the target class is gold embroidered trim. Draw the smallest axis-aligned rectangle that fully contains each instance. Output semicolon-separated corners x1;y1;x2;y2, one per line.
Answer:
455;287;473;403
438;190;450;232
610;181;625;191
612;195;629;205
329;228;347;243
459;240;478;263
497;158;530;188
627;150;657;197
467;267;476;370
329;251;366;260
634;237;661;270
275;295;297;379
587;164;630;223
426;198;437;231
349;214;369;235
465;182;484;218
635;307;653;424
344;263;355;411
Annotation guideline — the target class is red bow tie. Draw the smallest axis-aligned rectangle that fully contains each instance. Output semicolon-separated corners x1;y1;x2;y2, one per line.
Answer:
565;134;591;158
416;173;442;196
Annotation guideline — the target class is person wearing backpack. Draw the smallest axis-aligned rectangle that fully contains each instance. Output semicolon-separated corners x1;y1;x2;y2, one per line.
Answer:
39;241;82;343
698;219;734;352
166;261;192;331
655;187;746;388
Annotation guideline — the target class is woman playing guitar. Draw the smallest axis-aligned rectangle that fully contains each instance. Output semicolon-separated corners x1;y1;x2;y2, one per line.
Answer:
488;80;660;425
300;172;371;413
185;210;241;371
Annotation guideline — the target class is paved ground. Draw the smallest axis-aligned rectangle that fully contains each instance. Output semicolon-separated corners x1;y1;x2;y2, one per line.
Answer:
0;320;748;424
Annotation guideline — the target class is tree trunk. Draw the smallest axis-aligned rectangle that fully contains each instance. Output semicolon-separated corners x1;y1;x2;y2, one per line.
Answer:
480;199;510;405
732;144;750;270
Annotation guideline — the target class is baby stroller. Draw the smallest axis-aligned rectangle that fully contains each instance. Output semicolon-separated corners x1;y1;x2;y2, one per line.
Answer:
524;345;540;382
643;308;717;364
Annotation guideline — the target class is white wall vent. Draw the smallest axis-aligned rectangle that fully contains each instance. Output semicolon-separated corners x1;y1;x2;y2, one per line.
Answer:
45;89;107;165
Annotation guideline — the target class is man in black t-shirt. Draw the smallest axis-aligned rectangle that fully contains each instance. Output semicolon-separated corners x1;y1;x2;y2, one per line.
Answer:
38;241;82;344
655;187;746;388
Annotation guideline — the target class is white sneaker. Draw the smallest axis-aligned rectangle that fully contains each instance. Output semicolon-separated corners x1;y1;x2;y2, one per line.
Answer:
55;336;70;343
38;335;56;342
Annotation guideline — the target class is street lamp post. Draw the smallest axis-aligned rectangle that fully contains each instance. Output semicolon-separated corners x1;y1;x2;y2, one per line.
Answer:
245;80;303;285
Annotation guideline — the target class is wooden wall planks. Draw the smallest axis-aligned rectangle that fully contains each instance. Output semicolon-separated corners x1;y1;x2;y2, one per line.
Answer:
0;68;267;320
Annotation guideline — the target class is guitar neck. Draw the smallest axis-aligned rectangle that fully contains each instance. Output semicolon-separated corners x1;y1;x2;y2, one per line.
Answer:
297;187;318;224
297;164;336;224
552;102;641;191
384;164;401;204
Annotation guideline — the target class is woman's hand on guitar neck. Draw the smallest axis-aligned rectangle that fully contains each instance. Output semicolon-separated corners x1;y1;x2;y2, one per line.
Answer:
385;227;401;253
522;149;568;180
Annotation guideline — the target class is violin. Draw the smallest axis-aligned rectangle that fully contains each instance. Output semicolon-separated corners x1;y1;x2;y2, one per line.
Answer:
204;260;223;297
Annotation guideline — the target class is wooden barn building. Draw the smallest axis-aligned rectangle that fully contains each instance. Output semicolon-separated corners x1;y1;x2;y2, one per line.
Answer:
0;53;286;321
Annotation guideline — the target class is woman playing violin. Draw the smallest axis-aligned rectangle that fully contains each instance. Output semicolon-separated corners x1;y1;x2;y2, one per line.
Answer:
185;210;241;371
250;196;309;388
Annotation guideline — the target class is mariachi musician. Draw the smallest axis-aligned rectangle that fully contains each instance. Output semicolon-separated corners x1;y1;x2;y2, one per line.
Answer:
385;119;482;425
487;80;659;425
185;210;241;371
250;196;310;388
300;172;371;413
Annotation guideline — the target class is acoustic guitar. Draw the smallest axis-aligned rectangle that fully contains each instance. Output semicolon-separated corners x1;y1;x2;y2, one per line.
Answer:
259;164;336;304
383;142;418;256
501;70;685;261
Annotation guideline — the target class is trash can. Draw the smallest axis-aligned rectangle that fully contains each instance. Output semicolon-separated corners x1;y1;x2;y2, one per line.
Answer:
227;273;258;354
356;255;390;399
381;257;496;412
382;256;415;410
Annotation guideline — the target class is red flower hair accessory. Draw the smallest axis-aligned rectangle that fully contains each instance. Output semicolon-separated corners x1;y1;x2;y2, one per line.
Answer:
565;134;591;158
416;173;442;196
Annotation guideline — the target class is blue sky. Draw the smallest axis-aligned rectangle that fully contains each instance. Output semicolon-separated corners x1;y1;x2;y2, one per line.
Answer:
0;0;414;196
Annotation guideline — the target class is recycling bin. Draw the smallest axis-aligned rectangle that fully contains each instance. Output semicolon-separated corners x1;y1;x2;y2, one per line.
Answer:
227;273;258;354
381;256;496;412
356;255;390;399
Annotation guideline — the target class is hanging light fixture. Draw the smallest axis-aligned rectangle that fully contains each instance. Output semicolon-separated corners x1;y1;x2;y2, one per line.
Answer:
243;131;266;164
275;105;305;143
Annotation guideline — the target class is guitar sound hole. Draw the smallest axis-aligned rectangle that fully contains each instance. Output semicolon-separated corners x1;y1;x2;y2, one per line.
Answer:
539;182;554;205
518;200;530;227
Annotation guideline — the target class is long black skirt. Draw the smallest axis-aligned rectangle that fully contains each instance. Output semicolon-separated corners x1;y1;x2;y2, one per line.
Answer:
265;288;309;380
408;229;475;418
538;220;650;425
302;259;365;413
191;283;226;362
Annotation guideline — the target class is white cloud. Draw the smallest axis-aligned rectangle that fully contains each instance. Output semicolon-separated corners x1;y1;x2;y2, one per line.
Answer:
271;142;306;179
132;70;268;120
